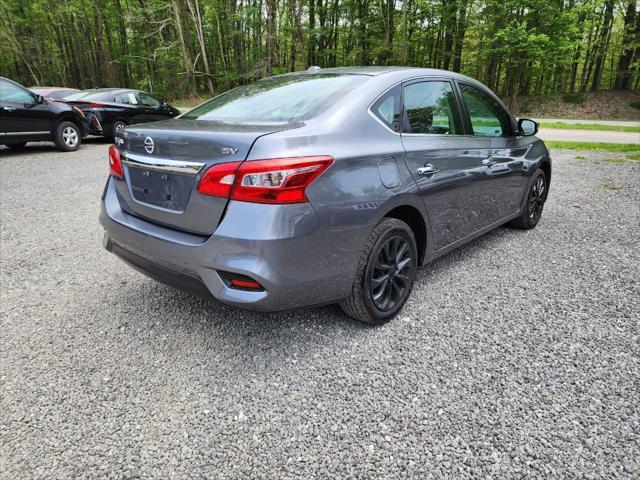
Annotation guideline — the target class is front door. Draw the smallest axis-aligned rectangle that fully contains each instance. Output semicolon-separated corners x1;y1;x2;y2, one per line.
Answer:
400;79;489;250
457;82;529;223
0;79;53;138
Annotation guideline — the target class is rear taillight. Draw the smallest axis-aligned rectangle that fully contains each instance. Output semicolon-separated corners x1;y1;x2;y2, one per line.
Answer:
108;145;123;178
88;102;105;108
197;161;242;198
197;156;333;204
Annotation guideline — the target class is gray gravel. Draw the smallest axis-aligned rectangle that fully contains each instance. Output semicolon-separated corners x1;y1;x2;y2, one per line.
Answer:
1;141;639;479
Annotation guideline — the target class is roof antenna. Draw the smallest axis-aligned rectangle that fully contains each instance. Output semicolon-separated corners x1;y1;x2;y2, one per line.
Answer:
307;66;321;73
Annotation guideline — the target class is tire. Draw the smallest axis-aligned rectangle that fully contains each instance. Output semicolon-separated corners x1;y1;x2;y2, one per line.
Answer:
6;142;27;150
508;168;547;229
54;121;81;151
340;218;418;325
111;120;127;139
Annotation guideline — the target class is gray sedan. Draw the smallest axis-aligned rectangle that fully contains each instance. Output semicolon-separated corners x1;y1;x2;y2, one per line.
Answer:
100;66;550;324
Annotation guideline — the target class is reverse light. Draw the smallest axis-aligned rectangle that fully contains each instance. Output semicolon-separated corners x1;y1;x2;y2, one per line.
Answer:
197;156;333;204
108;145;124;178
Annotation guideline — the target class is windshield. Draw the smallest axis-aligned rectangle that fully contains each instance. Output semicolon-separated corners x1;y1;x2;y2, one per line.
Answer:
181;74;367;123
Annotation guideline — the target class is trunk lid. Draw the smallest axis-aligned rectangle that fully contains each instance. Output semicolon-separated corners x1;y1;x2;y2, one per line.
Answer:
114;119;299;235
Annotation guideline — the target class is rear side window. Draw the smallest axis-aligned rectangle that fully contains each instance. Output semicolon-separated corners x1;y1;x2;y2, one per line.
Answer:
402;81;462;135
116;92;139;105
182;74;367;123
459;83;512;137
371;85;401;132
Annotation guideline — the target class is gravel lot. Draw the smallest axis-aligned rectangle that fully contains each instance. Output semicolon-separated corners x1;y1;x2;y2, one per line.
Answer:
1;140;639;479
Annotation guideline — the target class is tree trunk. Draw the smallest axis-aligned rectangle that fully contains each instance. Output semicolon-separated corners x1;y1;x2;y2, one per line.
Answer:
590;0;614;92
614;0;638;90
172;0;196;96
266;0;275;75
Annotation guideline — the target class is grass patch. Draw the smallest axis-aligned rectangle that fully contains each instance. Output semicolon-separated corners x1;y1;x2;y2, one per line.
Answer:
541;122;640;133
546;141;639;153
548;141;640;164
630;100;640;110
173;96;209;111
602;184;624;190
603;158;627;164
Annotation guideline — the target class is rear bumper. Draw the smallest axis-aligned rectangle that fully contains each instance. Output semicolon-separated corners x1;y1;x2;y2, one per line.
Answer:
99;178;363;312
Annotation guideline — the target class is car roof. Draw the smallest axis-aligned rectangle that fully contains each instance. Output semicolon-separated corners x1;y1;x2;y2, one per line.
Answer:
30;87;79;92
279;66;483;84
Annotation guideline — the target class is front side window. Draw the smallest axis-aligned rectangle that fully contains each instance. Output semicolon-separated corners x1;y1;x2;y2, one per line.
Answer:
371;85;401;131
459;83;511;137
138;92;161;107
181;74;367;124
402;81;462;135
0;80;35;103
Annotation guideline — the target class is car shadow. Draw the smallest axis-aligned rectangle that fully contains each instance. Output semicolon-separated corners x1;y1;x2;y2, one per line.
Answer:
113;225;513;333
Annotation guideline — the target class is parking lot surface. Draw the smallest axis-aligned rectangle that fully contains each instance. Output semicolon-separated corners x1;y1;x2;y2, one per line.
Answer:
1;141;638;479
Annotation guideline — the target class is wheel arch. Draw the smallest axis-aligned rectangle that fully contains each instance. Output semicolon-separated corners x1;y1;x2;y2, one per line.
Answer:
55;113;83;135
539;160;551;199
383;204;428;265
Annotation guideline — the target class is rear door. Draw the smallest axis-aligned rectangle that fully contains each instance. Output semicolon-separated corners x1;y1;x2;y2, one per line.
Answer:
456;82;528;223
400;78;490;250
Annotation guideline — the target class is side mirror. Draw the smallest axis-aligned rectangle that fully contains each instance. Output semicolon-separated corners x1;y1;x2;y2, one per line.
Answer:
518;118;538;136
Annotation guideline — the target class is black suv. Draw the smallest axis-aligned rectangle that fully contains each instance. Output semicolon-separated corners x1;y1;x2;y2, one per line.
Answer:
0;77;88;151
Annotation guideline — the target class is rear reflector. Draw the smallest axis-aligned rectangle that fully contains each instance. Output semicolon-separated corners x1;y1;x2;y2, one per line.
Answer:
218;271;264;291
197;156;333;204
230;278;262;290
108;145;123;178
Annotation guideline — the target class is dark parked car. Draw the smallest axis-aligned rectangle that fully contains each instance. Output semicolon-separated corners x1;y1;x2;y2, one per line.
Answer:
29;87;81;100
64;88;180;139
100;67;550;324
0;77;88;151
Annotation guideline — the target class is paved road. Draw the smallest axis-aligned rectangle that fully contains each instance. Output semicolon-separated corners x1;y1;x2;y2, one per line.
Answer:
1;141;639;479
538;128;640;144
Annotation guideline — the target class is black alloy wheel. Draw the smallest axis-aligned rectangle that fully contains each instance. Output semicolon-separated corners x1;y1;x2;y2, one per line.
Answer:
340;217;418;325
507;168;547;229
528;174;546;223
369;234;413;312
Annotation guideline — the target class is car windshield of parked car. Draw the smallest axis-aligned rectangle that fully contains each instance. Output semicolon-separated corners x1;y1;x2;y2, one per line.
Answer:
64;91;114;102
181;74;367;123
0;80;35;103
50;90;78;100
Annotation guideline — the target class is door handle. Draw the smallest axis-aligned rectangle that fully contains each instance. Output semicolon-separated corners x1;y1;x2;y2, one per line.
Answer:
2;106;17;112
417;163;440;176
482;156;497;167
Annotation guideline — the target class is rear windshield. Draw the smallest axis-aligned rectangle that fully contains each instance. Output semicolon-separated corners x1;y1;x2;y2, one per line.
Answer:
181;74;367;124
64;91;116;101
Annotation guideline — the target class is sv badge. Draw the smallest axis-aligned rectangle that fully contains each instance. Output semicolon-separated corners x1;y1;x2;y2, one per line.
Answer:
221;147;239;155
